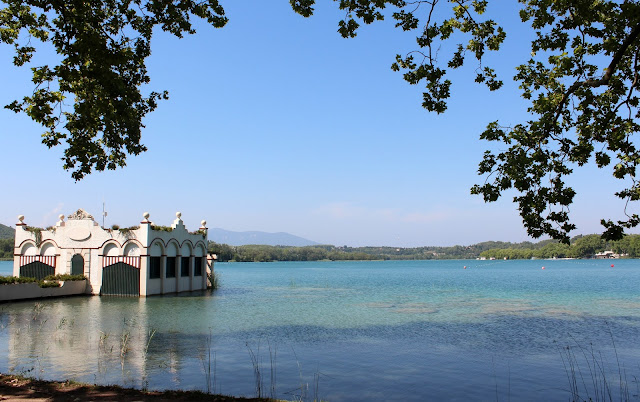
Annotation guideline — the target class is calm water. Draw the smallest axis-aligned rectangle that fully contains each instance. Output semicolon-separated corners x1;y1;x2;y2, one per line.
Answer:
0;259;639;401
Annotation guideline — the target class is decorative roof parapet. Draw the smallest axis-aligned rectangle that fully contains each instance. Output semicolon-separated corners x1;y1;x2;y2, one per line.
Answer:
68;209;94;221
171;212;185;231
141;212;151;224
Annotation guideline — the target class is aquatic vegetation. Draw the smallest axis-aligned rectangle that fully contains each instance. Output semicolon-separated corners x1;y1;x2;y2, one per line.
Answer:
31;303;44;321
246;342;263;398
207;270;220;290
1;260;639;401
559;333;635;402
246;340;279;400
198;328;216;394
119;330;130;371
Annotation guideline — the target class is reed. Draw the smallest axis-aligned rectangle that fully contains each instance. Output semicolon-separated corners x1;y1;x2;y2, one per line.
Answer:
268;341;277;400
287;347;309;402
8;313;324;402
207;270;220;290
31;302;44;321
246;340;282;399
140;328;156;391
199;328;216;394
559;334;633;402
119;330;130;371
246;341;263;398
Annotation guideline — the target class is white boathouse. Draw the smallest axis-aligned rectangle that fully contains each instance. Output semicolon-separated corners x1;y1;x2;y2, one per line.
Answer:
13;209;214;296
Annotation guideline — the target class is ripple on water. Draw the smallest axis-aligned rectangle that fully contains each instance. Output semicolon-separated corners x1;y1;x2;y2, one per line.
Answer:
359;302;438;315
3;260;640;402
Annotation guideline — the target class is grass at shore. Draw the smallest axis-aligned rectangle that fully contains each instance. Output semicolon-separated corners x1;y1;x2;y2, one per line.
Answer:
0;373;278;401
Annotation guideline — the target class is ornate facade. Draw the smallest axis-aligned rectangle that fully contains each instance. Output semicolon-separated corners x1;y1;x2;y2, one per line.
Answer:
13;209;214;296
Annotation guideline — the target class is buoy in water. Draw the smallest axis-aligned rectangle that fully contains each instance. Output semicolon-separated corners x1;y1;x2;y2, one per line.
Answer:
464;266;467;269
542;266;545;270
611;264;614;267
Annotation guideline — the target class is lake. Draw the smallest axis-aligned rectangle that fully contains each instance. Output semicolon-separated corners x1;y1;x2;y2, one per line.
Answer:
0;258;639;401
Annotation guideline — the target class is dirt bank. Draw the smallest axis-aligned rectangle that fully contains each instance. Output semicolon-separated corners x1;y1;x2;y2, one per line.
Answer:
0;374;274;401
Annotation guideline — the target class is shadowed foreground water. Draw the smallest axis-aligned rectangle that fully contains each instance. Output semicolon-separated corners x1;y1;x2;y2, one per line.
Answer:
0;259;639;401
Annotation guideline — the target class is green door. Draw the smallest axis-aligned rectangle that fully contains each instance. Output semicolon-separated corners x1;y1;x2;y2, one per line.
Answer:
20;262;54;280
101;262;140;296
71;254;84;275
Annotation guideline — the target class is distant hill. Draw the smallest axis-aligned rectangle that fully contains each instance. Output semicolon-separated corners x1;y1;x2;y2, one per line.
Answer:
209;228;319;247
0;223;15;240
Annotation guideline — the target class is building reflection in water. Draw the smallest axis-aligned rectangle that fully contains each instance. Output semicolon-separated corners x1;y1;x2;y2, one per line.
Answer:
2;293;218;391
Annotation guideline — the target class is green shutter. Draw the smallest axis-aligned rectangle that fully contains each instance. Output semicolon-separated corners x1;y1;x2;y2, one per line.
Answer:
101;262;140;296
20;262;55;280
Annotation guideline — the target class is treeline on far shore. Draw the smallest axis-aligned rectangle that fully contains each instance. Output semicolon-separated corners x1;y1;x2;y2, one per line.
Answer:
206;242;500;262
478;234;640;260
207;242;535;262
0;238;12;259
3;234;640;263
208;234;640;262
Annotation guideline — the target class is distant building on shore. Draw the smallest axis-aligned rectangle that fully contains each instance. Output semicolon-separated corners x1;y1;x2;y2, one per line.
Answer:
13;209;214;296
594;250;627;259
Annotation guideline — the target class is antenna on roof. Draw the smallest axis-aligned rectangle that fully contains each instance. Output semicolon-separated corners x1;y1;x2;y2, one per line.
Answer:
102;201;107;228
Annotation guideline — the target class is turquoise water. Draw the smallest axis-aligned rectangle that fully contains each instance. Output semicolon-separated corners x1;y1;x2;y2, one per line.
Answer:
0;259;639;401
0;261;12;276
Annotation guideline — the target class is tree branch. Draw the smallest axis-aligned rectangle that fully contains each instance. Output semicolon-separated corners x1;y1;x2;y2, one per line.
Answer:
553;21;640;123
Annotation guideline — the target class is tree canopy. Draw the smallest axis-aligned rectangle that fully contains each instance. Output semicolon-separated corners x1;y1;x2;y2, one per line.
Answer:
0;0;226;180
2;0;639;241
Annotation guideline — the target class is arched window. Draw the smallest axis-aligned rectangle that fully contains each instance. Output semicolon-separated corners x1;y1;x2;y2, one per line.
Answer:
103;243;119;256
166;242;178;278
149;241;163;279
180;243;192;277
71;254;84;276
194;244;205;277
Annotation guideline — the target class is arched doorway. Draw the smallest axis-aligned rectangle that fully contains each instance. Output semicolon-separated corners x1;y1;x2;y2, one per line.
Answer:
20;262;54;280
101;262;140;296
71;254;84;276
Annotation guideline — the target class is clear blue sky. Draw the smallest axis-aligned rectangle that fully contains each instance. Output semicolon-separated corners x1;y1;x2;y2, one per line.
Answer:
0;2;633;246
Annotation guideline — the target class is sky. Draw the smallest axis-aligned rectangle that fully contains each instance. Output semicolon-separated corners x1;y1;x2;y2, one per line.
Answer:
0;2;635;247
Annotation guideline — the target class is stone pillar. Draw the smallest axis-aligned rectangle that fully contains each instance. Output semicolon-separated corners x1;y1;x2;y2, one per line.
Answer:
83;250;91;277
189;255;194;291
201;257;208;289
139;254;149;297
13;215;26;277
160;255;166;295
176;255;182;293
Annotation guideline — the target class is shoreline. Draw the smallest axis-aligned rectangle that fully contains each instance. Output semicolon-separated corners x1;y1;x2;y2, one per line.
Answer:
0;374;275;401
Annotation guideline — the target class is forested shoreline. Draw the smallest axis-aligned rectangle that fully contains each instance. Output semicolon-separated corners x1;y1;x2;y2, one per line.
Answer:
3;234;640;263
207;234;640;262
0;239;12;260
